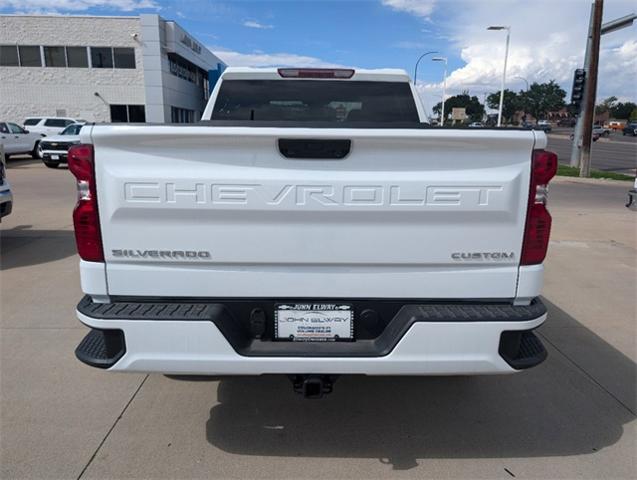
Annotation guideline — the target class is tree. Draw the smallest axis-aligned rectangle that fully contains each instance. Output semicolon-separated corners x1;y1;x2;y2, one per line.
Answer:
610;102;637;120
596;96;618;114
486;89;521;123
629;108;637;122
432;91;485;123
518;80;566;120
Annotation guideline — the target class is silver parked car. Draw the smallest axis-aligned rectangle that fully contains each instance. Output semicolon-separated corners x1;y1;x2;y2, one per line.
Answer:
1;121;45;159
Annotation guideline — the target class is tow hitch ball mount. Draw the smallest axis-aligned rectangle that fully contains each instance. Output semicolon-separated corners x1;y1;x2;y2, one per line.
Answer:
289;374;339;399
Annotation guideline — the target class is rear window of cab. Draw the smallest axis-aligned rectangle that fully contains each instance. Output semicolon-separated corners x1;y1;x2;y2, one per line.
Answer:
211;80;419;123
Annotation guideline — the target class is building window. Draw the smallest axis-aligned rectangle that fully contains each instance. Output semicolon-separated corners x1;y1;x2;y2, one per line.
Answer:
127;105;145;122
113;48;135;68
171;106;196;123
91;47;113;68
0;45;19;66
44;46;66;67
18;46;41;67
168;53;206;85
66;47;88;68
110;105;146;123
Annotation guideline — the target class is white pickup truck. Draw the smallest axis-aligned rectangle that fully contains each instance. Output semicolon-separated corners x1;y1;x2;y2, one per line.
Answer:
72;67;557;398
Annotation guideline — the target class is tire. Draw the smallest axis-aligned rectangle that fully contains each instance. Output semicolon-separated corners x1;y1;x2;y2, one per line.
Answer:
43;160;59;169
31;141;42;159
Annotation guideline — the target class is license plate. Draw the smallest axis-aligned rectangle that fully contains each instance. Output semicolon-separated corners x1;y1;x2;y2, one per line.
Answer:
51;154;59;160
275;304;353;341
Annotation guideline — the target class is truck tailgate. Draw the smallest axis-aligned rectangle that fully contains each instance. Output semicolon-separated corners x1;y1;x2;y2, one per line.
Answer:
88;126;539;299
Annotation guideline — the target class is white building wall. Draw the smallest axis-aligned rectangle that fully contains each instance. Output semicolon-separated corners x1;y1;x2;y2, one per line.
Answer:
141;14;224;122
0;15;145;123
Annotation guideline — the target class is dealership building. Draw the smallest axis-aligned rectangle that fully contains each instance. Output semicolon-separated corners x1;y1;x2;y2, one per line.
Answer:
0;14;225;124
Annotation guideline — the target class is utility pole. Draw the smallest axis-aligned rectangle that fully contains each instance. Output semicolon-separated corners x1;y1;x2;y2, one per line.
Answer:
570;2;595;167
580;0;603;177
570;4;635;173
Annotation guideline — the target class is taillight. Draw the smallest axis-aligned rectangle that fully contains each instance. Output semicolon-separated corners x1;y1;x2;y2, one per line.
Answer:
68;144;104;262
277;68;355;79
521;150;558;265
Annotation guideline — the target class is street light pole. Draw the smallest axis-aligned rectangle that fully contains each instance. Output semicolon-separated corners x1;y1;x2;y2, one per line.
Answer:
432;57;448;126
413;51;438;122
513;75;529;91
413;51;438;87
488;25;511;126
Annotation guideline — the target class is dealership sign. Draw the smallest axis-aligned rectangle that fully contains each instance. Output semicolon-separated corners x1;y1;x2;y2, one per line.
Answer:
180;33;202;54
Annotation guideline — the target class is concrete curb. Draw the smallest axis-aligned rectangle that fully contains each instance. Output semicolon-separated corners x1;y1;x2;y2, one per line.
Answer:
553;175;634;184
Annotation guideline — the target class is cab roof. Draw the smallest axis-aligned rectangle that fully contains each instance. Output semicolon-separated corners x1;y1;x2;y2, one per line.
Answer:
221;67;412;83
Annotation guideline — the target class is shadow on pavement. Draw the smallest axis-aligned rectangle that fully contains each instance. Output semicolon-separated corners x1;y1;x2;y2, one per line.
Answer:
5;157;42;168
204;299;636;470
0;226;76;270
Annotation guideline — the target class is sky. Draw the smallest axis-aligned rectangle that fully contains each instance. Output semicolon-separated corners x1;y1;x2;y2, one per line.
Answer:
1;0;636;115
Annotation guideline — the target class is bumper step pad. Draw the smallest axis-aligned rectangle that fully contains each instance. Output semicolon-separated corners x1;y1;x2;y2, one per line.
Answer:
499;330;547;370
75;328;126;369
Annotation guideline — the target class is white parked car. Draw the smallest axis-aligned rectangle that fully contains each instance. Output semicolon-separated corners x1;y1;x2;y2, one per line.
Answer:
72;67;556;398
0;145;13;220
39;123;84;168
23;117;84;136
0;121;45;159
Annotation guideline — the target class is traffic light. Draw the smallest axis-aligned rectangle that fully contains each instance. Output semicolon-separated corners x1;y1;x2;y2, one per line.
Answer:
570;68;586;114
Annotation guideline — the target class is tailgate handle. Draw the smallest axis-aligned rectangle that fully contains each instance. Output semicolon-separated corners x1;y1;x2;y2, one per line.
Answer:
278;139;351;159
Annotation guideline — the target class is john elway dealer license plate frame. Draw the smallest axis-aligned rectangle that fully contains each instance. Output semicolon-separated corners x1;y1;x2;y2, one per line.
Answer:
275;303;354;342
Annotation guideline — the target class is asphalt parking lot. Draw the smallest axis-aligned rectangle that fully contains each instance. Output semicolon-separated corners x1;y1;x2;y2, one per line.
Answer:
1;159;636;479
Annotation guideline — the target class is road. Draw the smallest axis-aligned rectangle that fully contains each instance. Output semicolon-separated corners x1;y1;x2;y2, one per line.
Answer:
1;160;636;479
547;129;637;175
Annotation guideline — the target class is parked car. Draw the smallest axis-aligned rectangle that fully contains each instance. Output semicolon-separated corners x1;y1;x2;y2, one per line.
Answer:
536;120;552;133
622;122;637;136
592;125;611;137
39;123;84;168
467;122;484;128
0;121;45;159
557;118;576;127
522;121;551;133
0;145;13;220
71;67;556;398
569;131;601;142
23;117;85;136
608;121;624;131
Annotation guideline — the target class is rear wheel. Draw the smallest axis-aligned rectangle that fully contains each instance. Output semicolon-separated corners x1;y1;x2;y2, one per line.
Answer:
43;160;59;169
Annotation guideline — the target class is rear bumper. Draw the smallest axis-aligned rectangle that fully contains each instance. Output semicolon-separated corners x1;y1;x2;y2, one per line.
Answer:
75;297;548;375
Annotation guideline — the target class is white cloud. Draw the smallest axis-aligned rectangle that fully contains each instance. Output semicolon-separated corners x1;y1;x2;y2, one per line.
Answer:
381;0;436;18
242;20;274;29
408;0;636;111
0;0;158;12
212;48;346;68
